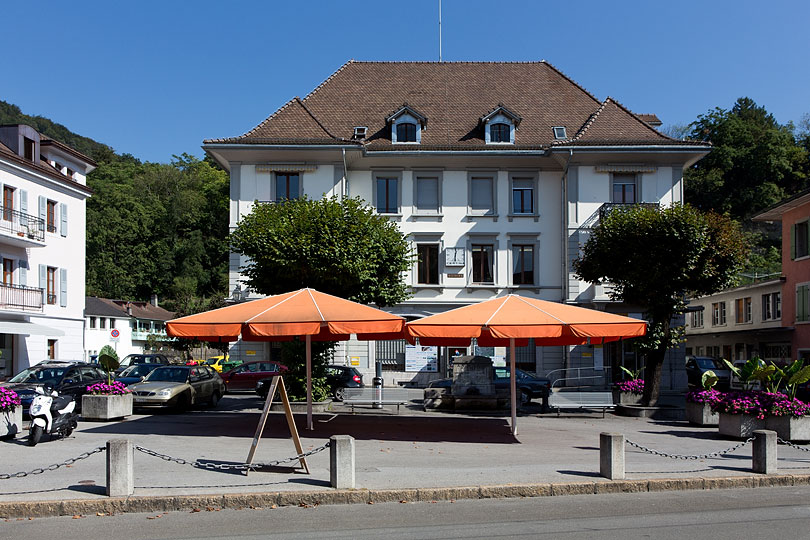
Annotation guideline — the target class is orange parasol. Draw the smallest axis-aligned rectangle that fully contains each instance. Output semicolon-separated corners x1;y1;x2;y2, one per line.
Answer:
167;288;405;429
405;295;646;435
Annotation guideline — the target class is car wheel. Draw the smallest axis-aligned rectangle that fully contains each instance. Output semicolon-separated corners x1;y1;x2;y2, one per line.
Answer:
28;424;43;446
334;387;346;402
175;394;191;412
519;389;531;405
209;392;220;408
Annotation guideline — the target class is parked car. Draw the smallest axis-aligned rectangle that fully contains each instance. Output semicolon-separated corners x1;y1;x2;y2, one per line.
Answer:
325;365;364;401
116;353;170;373
1;362;107;415
114;363;165;386
204;355;241;373
128;365;224;410
685;356;731;389
220;360;287;393
425;368;551;404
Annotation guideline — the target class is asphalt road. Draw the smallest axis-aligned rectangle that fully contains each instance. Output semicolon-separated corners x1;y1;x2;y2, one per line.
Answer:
4;486;810;539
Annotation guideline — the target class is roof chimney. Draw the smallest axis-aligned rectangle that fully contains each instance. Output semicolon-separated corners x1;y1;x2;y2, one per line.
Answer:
126;302;133;316
150;294;158;307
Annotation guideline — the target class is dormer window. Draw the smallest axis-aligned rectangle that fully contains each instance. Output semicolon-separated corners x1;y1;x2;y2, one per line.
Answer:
490;123;510;143
387;103;427;144
396;123;417;143
23;137;35;161
481;104;521;145
553;126;567;140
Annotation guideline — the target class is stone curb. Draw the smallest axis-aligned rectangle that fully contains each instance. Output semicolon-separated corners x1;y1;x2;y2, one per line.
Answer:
2;473;809;519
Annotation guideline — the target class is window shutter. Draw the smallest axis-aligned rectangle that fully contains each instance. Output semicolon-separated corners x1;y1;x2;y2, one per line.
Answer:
39;264;46;302
791;224;796;260
471;178;492;212
60;268;67;307
38;195;46;234
19;260;26;286
416;177;439;212
19;190;27;214
60;203;67;237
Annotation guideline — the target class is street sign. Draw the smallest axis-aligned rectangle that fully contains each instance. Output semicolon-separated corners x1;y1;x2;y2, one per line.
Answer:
111;329;120;338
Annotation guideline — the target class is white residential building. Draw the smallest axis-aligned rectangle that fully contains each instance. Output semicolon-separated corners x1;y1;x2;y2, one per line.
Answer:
0;124;94;375
203;61;711;388
84;296;175;361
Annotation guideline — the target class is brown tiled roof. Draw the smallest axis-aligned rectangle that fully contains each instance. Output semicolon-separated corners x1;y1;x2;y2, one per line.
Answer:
0;141;93;195
85;296;175;321
557;98;698;147
206;61;706;151
636;113;662;127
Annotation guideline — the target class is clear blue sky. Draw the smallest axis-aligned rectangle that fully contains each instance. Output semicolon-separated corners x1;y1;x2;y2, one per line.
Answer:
3;0;808;163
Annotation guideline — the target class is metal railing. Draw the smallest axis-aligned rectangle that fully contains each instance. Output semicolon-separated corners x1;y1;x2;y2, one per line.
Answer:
0;206;45;241
598;202;659;221
547;366;613;390
0;283;44;311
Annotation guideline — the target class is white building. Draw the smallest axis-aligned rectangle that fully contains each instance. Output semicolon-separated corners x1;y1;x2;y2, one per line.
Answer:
0;124;94;375
203;61;711;388
84;296;175;361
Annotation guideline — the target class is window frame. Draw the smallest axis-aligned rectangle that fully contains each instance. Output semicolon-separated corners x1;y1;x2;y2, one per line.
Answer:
507;233;540;288
2;258;12;285
735;297;752;324
390;112;423;144
467;172;498;219
46;199;57;233
412;171;443;216
610;172;639;204
46;266;57;305
793;219;810;260
2;185;14;221
508;173;539;220
416;243;441;286
490;123;511;143
466;234;499;287
273;172;301;202
372;171;402;216
711;301;727;326
395;122;418;143
797;283;810;323
690;309;704;328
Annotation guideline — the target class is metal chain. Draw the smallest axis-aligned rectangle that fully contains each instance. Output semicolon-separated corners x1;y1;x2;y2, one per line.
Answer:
134;441;330;471
777;437;810;452
625;437;754;460
0;446;106;480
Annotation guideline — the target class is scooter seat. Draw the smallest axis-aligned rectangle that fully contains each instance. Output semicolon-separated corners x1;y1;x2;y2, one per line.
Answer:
51;395;73;411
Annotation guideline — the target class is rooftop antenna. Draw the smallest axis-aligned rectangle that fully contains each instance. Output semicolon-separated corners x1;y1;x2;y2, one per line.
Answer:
438;0;442;62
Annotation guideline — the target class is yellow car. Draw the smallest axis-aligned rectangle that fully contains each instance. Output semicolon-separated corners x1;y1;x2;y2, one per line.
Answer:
204;355;236;373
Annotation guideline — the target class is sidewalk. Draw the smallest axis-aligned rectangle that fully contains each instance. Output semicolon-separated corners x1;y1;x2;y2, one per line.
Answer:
2;393;810;517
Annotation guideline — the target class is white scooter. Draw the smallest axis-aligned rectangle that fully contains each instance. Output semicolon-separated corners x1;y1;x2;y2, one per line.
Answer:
28;388;78;446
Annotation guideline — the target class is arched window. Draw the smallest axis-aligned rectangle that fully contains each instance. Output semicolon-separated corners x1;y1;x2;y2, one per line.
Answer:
396;122;417;143
490;123;511;143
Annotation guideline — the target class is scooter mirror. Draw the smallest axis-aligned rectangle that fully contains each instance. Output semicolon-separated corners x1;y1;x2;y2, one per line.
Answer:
51;390;58;397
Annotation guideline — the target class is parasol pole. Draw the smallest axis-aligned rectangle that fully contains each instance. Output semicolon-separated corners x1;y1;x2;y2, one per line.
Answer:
306;333;313;430
510;337;517;436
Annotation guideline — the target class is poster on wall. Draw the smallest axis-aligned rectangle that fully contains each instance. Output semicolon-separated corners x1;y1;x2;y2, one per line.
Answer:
405;345;439;372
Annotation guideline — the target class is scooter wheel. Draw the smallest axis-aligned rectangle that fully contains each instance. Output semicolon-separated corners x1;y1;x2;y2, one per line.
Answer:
28;425;43;446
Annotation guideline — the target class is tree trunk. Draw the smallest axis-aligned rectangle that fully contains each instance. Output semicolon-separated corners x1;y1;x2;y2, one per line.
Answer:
642;353;665;406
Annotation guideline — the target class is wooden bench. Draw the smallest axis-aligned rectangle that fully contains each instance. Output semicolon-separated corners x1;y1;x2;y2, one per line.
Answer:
548;391;615;417
343;387;411;413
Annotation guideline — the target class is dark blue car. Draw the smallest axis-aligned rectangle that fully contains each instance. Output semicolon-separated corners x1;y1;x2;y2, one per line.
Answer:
2;362;106;415
115;363;165;386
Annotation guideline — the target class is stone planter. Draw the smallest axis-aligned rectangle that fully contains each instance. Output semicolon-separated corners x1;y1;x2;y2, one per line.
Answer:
612;389;643;406
765;415;810;442
0;406;22;439
718;412;766;438
82;393;133;420
269;400;331;413
685;401;719;426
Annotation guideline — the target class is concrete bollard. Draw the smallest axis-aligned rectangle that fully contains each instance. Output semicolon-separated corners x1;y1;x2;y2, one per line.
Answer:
107;439;134;497
600;432;625;480
752;429;777;474
330;435;355;489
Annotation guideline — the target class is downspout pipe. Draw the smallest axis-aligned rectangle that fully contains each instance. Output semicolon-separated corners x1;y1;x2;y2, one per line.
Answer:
341;148;349;198
560;148;574;375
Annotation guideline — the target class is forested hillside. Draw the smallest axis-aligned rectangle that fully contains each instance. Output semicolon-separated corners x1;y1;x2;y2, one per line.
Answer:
0;100;229;316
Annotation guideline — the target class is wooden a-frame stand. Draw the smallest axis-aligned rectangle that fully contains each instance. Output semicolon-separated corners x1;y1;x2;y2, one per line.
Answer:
245;375;310;475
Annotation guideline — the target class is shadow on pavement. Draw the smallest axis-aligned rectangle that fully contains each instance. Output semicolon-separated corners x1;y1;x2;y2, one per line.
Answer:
79;409;519;444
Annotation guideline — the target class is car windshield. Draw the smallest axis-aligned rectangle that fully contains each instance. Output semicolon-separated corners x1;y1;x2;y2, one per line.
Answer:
121;364;159;378
697;358;724;369
144;367;189;383
9;366;67;385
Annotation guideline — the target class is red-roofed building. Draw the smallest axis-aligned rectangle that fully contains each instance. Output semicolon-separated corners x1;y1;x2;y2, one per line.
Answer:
204;61;711;389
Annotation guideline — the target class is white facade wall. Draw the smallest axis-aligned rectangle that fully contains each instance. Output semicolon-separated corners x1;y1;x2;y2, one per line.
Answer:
0;144;90;372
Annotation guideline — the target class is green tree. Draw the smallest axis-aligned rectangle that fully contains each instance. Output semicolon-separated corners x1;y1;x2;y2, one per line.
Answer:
230;196;412;306
230;196;412;398
686;97;808;221
574;204;748;405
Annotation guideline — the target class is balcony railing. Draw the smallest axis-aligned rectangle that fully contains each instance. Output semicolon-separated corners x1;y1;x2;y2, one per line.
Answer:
0;206;45;242
598;202;659;222
0;283;44;312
